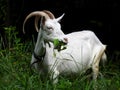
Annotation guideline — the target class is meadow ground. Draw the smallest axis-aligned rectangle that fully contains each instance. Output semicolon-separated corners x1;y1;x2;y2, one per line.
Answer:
0;26;120;90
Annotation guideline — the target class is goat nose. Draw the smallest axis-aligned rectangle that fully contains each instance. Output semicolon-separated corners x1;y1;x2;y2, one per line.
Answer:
63;38;68;43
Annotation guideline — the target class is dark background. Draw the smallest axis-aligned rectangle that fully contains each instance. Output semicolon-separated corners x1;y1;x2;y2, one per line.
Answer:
0;0;120;53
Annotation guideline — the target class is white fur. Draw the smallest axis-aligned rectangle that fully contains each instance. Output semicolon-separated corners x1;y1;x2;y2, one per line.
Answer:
29;13;107;84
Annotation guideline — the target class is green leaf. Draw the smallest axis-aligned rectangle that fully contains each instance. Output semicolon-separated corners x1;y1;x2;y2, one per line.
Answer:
53;39;60;48
53;39;67;51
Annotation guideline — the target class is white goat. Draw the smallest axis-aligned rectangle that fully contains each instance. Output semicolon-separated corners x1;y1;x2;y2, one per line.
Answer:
23;10;107;84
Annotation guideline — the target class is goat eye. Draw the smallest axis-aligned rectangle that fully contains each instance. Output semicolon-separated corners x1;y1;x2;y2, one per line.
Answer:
47;26;53;30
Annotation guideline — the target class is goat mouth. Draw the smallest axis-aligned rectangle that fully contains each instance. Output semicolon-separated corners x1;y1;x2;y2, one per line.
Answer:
53;39;67;51
44;39;67;51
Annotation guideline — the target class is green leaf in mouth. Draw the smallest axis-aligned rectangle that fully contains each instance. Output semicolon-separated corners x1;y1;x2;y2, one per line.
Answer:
53;39;67;51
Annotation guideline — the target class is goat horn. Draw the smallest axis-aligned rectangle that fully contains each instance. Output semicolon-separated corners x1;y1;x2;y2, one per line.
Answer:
34;10;55;32
34;16;40;32
23;11;50;33
43;10;55;19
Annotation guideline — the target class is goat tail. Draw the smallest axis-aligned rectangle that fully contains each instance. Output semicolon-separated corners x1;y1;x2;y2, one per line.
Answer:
101;45;107;66
101;52;107;62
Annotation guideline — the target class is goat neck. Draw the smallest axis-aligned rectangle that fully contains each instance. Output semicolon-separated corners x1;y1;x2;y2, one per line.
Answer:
34;30;46;56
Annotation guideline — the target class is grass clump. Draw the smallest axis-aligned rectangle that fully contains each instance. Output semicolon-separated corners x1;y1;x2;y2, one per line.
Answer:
0;26;120;90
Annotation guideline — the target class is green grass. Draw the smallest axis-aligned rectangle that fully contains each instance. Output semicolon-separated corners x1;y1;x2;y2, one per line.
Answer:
0;26;120;90
0;48;120;90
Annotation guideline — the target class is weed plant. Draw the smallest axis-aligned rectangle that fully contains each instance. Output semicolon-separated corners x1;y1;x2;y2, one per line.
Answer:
0;26;120;90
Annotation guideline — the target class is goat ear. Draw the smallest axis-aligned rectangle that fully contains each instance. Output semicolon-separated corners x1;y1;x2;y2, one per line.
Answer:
41;16;46;25
56;13;65;22
41;16;46;26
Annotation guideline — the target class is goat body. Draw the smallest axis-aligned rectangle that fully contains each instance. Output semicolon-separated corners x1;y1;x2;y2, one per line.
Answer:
23;10;107;84
40;31;106;83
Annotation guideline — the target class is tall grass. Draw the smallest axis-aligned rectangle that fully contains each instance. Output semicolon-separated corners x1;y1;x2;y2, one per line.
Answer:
0;26;120;90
